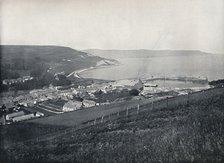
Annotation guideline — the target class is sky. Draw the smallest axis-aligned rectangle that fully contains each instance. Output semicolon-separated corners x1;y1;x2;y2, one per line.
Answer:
1;0;224;53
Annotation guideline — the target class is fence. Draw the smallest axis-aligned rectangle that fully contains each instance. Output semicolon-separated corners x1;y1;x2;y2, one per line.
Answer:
12;87;224;145
81;87;224;127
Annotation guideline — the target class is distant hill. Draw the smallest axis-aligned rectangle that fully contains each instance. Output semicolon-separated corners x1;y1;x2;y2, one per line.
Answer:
0;45;114;80
83;49;213;59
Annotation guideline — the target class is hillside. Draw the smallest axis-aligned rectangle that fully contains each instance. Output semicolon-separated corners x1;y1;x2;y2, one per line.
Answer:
0;45;113;80
1;88;224;162
83;49;213;59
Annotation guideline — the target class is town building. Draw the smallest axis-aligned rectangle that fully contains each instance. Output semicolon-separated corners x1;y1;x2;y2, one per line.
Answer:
62;100;82;112
82;99;96;108
133;79;144;90
2;76;33;86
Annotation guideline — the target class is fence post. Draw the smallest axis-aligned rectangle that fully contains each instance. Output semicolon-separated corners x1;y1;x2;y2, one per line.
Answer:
126;107;129;116
187;93;189;105
137;104;140;114
101;116;104;123
152;99;154;110
166;97;168;107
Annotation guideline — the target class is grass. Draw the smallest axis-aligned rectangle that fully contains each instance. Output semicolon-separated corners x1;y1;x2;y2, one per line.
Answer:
1;89;224;162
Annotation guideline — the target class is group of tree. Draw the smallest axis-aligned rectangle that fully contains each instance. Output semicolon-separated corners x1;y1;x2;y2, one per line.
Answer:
209;79;224;87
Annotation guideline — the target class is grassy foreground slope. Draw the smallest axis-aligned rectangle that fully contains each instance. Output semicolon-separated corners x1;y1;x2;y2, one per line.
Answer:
1;88;224;162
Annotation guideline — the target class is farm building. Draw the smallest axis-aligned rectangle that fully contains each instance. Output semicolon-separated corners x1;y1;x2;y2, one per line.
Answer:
12;113;35;122
5;111;25;121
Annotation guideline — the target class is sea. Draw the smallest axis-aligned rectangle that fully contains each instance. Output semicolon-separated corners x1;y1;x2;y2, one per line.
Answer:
79;54;224;82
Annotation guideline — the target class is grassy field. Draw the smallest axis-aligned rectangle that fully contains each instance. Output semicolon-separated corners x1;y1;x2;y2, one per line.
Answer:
1;88;224;162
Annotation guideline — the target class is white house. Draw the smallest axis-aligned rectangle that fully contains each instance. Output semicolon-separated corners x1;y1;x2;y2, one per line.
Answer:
62;100;82;112
82;99;96;108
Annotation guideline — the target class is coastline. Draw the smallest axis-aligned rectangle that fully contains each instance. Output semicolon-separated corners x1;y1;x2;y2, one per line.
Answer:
67;59;120;79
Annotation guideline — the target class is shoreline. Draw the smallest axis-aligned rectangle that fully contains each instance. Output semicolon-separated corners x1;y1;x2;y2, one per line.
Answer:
67;60;120;79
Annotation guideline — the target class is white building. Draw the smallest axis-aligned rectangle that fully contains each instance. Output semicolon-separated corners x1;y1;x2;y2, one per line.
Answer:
12;113;35;122
62;100;82;112
82;99;96;108
6;111;25;121
35;112;44;117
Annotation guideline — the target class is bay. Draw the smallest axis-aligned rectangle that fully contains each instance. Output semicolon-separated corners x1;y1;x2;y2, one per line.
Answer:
80;54;224;81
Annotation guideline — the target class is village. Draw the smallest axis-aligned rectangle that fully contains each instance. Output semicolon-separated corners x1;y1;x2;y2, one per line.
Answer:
0;76;210;125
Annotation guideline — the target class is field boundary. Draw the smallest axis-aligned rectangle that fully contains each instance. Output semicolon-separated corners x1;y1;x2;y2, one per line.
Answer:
8;87;224;145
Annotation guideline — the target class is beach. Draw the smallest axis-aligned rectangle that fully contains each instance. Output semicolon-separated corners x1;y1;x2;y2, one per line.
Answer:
67;59;120;79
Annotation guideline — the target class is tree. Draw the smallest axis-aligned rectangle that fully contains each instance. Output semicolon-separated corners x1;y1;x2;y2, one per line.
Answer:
53;74;71;86
129;89;139;96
